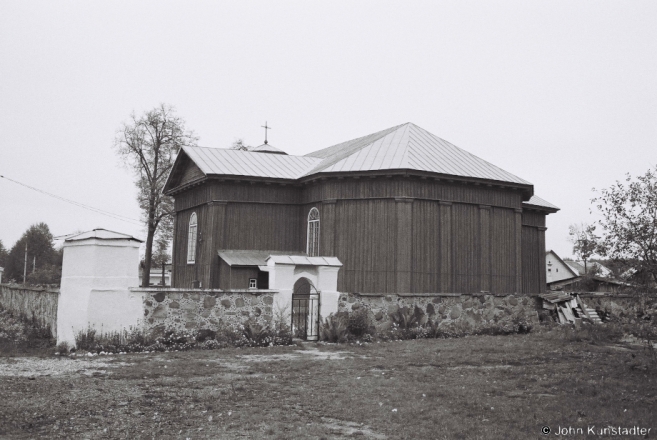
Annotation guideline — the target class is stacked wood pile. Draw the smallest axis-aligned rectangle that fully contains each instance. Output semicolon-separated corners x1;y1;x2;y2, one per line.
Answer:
539;292;603;325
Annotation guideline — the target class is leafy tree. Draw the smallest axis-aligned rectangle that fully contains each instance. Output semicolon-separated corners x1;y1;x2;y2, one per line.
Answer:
230;139;251;151
0;239;8;268
592;165;657;287
568;223;598;273
114;104;197;287
5;223;61;284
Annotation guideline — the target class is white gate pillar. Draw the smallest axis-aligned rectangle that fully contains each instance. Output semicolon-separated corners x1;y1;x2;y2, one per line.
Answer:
266;261;296;323
57;229;143;346
316;266;341;318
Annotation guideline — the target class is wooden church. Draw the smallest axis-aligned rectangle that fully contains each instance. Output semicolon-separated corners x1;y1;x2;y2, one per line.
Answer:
163;123;558;294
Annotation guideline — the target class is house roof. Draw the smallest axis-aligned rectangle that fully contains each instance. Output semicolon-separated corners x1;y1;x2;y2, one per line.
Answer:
304;123;532;185
64;228;143;243
523;195;560;212
546;250;579;278
165;123;541;193
564;260;612;277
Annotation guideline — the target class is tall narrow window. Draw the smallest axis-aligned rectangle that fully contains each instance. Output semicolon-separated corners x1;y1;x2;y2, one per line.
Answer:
187;212;198;264
307;207;320;257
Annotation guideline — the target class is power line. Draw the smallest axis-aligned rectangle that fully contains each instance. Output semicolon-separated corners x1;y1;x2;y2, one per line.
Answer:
0;174;143;226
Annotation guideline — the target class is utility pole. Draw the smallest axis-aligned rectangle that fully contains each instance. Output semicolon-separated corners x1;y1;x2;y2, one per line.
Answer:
33;256;36;273
23;241;27;284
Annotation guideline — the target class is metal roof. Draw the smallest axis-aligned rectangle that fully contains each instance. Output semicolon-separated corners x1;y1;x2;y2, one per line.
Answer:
217;250;342;267
304;123;532;185
173;123;540;186
182;146;321;180
64;228;143;242
218;250;307;266
523;195;560;211
267;255;343;267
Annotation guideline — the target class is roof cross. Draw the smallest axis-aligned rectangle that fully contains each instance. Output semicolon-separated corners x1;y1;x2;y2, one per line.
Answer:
261;121;272;144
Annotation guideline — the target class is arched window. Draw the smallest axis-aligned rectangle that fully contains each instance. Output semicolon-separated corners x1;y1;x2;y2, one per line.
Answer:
187;212;198;264
307;207;320;257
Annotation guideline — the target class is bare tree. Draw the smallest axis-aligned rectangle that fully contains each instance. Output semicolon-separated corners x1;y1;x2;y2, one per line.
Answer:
115;104;197;287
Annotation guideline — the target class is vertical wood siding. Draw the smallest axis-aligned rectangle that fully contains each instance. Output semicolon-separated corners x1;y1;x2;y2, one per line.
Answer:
171;175;546;294
333;199;397;293
522;226;540;293
521;211;546;228
411;200;441;293
223;203;302;251
452;203;480;293
302;177;523;209
490;208;516;293
173;204;211;288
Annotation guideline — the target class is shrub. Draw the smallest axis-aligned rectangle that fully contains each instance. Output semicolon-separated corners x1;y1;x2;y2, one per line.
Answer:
347;309;371;338
74;328;97;351
320;313;349;343
240;319;272;347
55;341;70;355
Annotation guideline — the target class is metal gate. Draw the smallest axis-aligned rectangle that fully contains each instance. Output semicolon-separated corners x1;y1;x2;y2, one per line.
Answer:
291;279;320;341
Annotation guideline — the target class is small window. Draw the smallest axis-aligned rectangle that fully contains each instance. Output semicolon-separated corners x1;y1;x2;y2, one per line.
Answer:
187;212;198;264
556;268;559;272
548;268;552;272
249;278;257;289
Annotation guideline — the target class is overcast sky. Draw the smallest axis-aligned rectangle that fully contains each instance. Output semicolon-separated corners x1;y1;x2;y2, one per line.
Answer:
1;1;655;259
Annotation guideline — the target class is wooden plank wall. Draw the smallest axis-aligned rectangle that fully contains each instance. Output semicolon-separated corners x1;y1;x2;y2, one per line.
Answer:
411;200;441;293
172;204;212;288
332;199;397;293
521;211;548;293
452;203;480;294
173;182;304;288
490;207;516;293
521;226;540;293
171;176;549;294
223;203;301;251
303;177;521;209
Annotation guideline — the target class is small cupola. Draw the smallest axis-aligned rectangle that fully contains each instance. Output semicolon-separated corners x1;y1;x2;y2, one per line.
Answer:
247;143;288;155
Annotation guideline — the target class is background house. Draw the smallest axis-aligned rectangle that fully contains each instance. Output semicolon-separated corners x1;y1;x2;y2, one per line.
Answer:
547;251;629;292
546;250;579;284
164;123;559;294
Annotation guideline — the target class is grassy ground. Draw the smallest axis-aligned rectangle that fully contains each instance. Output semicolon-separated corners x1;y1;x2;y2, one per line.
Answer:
0;328;656;439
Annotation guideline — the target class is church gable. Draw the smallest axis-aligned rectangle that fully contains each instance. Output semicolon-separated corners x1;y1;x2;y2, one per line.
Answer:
164;150;207;193
179;157;205;187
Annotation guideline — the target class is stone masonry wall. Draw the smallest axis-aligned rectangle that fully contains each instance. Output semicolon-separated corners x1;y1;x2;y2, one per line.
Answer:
339;292;657;332
339;292;541;332
0;284;59;337
138;288;278;336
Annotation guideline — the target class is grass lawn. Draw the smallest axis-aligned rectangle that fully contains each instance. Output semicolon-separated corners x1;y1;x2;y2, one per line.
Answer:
0;328;656;439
